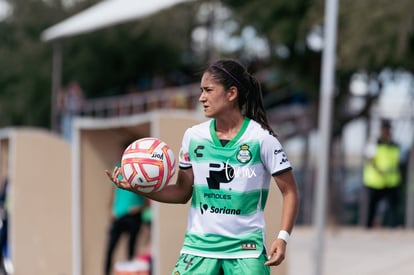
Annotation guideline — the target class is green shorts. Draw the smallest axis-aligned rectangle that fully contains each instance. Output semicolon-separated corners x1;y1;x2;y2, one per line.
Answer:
172;253;270;275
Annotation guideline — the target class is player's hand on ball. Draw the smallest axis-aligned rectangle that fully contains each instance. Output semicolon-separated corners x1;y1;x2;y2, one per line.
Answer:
105;166;132;191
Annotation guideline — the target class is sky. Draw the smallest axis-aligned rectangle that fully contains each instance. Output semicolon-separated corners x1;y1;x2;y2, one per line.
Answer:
0;0;10;20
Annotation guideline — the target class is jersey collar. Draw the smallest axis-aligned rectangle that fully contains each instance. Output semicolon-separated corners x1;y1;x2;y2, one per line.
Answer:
210;117;250;147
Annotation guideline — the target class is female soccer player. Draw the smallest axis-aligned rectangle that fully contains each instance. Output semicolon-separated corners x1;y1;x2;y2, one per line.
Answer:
106;58;299;274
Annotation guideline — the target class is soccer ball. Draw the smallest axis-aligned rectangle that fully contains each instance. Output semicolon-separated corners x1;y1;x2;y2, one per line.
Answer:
121;137;176;193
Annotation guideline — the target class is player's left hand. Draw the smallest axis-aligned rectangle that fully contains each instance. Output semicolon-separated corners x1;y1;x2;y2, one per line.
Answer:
264;239;286;266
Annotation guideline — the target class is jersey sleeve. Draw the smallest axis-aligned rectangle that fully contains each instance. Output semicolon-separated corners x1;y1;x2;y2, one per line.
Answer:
261;133;292;176
179;128;192;169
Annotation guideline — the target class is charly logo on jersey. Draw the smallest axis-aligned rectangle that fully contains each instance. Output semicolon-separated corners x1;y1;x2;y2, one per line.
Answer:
236;144;252;164
199;203;241;215
194;145;204;157
274;148;289;165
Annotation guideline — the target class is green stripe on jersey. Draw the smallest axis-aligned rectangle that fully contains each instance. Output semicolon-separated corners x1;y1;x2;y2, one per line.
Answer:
188;138;262;165
191;185;268;215
181;229;264;258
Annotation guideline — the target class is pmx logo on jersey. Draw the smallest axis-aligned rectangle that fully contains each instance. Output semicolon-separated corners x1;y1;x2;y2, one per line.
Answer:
207;161;256;189
199;203;241;215
207;162;233;189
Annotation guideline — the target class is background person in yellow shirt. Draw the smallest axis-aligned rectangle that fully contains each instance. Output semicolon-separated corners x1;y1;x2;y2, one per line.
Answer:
363;119;402;228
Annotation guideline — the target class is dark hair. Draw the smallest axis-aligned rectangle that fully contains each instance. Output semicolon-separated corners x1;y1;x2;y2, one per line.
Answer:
205;58;275;135
381;119;392;129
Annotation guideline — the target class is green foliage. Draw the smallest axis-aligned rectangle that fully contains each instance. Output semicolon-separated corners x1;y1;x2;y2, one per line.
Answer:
227;0;311;45
0;0;66;127
0;0;200;128
223;0;320;105
338;0;414;71
0;0;413;132
62;4;199;98
223;0;414;134
225;0;414;72
62;1;203;98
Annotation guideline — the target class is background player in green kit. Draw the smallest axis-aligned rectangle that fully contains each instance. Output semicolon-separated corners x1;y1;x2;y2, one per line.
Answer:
104;162;148;275
106;58;299;274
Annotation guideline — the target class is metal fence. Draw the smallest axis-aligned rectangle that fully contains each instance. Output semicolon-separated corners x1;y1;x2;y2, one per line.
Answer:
77;83;201;118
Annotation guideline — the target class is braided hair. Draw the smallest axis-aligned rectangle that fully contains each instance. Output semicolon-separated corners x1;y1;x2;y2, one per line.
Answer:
205;59;275;136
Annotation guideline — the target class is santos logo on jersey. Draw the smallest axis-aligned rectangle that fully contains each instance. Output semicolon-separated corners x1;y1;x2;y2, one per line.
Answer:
199;203;241;215
236;144;252;163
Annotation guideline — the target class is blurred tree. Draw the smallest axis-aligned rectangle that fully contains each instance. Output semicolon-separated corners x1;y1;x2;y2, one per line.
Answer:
61;1;202;98
0;0;413;140
0;0;202;128
222;0;414;224
0;0;99;128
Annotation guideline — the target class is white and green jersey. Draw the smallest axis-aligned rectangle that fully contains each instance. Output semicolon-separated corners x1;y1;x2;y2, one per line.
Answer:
178;117;292;259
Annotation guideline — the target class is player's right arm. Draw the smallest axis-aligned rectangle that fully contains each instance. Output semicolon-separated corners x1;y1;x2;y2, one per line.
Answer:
105;166;193;204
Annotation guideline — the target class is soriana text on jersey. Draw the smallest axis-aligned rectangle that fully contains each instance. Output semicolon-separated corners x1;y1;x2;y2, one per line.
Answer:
200;203;241;215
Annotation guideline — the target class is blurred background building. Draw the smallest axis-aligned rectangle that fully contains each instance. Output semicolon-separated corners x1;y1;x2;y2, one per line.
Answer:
0;0;413;274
